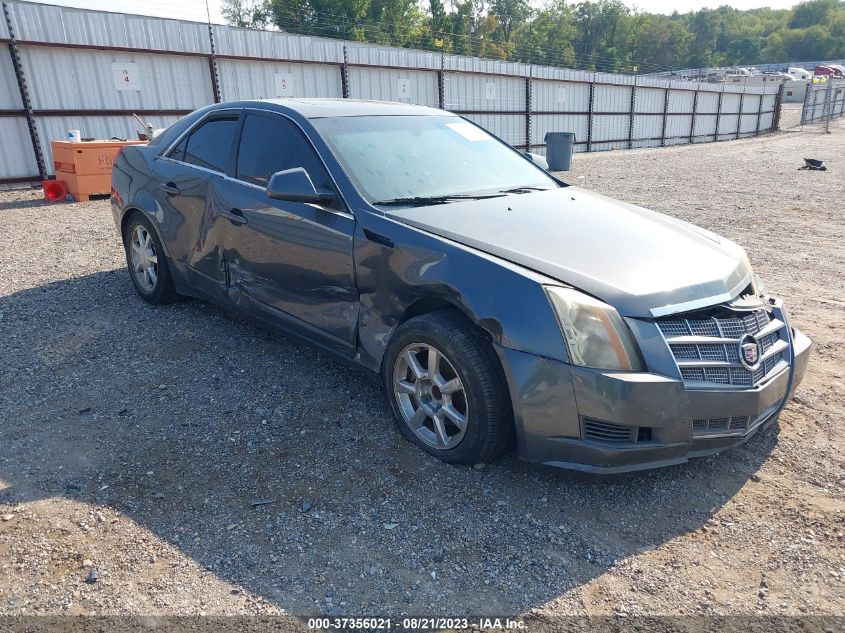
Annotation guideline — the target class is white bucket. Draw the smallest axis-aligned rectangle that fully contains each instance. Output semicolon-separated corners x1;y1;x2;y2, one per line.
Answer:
67;129;82;143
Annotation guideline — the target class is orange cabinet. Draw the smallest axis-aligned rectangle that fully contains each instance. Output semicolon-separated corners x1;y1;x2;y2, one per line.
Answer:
52;140;147;201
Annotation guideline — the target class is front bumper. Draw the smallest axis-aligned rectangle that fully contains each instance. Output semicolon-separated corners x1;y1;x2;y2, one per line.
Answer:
496;325;811;476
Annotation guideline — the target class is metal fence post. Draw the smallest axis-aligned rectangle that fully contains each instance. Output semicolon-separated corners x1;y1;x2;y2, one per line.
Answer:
660;82;670;147
824;78;834;134
341;44;350;99
586;77;595;152
689;87;698;144
437;51;444;109
799;81;811;126
525;66;532;152
2;1;46;181
773;82;785;132
627;77;637;150
754;89;764;136
206;22;221;103
714;86;725;142
736;88;744;140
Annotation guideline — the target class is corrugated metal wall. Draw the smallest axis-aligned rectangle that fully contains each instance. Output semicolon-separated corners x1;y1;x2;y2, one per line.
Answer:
0;31;38;179
6;0;210;52
347;67;438;106
217;59;342;101
0;0;782;183
21;47;211;110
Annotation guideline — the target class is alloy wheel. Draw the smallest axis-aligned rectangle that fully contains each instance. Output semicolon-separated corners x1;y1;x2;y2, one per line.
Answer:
393;342;469;450
129;225;158;292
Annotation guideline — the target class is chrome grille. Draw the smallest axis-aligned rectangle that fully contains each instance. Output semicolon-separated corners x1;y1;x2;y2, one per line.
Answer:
698;344;727;361
657;307;788;388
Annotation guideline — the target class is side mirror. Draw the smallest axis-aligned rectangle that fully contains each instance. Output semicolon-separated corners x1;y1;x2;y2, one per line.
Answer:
523;151;549;171
266;167;335;204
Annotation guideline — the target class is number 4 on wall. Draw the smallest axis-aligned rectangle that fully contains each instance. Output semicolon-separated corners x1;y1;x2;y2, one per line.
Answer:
112;62;141;92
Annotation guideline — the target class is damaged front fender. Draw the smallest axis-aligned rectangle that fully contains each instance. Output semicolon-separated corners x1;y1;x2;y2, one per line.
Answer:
352;213;569;373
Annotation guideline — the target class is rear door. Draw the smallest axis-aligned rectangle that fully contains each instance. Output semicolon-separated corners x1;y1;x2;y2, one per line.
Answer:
154;111;241;298
213;111;358;353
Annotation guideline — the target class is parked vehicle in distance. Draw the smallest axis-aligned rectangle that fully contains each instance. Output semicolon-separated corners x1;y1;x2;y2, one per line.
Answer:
786;66;812;81
814;64;845;78
111;99;812;475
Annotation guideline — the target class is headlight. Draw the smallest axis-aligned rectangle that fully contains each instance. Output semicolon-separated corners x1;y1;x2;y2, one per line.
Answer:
545;286;645;371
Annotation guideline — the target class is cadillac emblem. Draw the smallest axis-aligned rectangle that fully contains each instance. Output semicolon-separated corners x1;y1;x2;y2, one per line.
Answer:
738;333;762;371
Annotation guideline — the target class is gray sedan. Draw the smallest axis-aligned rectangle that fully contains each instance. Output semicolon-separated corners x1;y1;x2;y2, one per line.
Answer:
110;99;812;475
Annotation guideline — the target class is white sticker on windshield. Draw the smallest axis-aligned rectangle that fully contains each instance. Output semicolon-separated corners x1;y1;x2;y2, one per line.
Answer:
446;122;492;142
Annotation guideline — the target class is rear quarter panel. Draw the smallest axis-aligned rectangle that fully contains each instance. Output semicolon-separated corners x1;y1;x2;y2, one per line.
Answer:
111;146;160;240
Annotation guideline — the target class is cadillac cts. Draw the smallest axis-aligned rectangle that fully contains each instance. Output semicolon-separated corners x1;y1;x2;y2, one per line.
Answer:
111;99;812;475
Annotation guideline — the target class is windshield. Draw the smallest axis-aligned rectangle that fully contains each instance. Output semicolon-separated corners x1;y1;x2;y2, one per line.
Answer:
312;115;558;206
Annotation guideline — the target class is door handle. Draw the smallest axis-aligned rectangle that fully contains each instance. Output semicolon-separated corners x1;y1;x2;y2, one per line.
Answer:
159;182;180;196
221;208;248;225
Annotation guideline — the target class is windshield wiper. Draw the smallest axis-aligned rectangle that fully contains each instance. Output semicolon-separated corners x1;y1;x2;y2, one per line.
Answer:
373;193;506;206
499;186;553;194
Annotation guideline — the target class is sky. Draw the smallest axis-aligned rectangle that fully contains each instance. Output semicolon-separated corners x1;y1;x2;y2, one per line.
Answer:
24;0;804;25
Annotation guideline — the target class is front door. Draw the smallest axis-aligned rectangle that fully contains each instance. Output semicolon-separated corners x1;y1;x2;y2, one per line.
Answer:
214;112;358;354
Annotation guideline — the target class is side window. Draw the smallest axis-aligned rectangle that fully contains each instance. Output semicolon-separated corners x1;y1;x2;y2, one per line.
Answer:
167;137;187;162
236;114;329;189
182;116;239;172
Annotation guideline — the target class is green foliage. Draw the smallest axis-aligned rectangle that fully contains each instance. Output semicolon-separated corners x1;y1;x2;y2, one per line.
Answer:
222;0;269;28
221;0;845;71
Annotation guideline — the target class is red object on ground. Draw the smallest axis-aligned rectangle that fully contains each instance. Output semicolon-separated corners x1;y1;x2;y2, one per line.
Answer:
42;179;68;201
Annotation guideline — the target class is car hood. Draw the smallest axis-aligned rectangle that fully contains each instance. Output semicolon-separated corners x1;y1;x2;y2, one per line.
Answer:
383;187;752;318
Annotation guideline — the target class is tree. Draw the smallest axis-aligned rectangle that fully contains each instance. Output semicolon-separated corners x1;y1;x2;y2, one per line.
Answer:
629;14;691;71
266;0;312;34
489;0;532;43
222;0;269;29
789;0;840;28
222;0;845;72
512;0;576;66
573;0;631;71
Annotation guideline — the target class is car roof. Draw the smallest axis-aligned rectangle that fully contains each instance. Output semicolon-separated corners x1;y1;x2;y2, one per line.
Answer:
227;98;447;119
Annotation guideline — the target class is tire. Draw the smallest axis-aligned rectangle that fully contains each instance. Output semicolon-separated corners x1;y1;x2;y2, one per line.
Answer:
123;212;177;305
383;310;514;464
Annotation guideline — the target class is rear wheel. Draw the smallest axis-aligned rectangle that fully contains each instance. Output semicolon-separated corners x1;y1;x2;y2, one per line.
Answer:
384;310;513;464
123;213;176;304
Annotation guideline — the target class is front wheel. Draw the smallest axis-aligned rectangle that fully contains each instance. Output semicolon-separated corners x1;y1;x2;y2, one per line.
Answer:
383;311;513;464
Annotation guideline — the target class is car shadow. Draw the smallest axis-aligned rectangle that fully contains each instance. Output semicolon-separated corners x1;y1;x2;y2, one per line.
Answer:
0;269;778;618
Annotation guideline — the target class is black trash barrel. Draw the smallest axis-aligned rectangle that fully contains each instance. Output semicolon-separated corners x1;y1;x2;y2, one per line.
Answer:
544;132;575;171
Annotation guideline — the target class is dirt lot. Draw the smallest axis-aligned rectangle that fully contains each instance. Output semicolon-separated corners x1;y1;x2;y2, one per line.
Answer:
1;119;843;625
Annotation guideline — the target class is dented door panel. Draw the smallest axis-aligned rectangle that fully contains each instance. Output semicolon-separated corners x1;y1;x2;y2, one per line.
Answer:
213;177;358;352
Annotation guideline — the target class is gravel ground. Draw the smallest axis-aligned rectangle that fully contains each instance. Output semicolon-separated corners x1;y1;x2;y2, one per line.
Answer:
1;119;843;624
